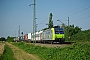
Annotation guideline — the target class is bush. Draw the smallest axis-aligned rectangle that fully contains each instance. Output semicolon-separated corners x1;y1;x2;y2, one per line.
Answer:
70;29;90;42
6;36;14;42
0;37;6;41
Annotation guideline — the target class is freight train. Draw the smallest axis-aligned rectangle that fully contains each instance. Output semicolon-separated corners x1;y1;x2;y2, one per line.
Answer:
14;27;65;43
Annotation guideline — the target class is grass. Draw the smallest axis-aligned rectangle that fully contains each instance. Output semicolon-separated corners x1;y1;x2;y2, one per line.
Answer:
13;42;90;60
1;44;16;60
0;43;4;59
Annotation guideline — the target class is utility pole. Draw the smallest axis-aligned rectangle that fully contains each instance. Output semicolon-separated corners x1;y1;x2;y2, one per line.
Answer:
68;17;69;27
34;0;36;43
15;31;16;38
18;25;20;40
21;32;23;40
68;17;69;40
57;19;64;24
36;24;38;32
29;0;36;44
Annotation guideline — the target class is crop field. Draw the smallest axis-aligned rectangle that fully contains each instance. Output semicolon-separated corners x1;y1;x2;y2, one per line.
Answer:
13;42;90;60
1;44;16;60
0;43;4;59
6;42;40;60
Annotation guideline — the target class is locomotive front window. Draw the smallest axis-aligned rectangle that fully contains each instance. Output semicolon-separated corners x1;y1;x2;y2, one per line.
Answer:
54;28;64;34
60;31;64;34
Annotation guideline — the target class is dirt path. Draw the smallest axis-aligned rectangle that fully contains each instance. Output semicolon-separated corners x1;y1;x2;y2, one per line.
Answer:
6;42;40;60
0;43;4;58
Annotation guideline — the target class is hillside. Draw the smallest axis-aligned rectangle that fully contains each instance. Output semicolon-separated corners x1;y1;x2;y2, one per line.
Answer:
69;29;90;42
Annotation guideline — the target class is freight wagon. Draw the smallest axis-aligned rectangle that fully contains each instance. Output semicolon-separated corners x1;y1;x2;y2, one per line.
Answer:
31;31;43;42
13;37;20;42
24;34;28;40
24;33;32;41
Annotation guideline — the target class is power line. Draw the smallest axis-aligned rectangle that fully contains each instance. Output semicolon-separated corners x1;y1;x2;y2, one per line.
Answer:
55;6;90;26
38;4;90;28
69;7;90;17
70;16;90;23
24;7;31;21
55;6;90;24
60;6;90;20
38;18;48;24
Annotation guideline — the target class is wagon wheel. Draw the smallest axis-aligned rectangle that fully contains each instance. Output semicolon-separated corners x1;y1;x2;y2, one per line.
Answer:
43;40;46;44
50;41;53;44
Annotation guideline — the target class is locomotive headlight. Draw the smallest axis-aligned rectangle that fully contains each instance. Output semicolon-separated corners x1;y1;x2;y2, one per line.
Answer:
62;35;64;38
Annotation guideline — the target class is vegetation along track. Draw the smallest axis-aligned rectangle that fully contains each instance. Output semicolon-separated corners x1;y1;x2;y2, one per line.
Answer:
6;42;41;60
13;42;90;60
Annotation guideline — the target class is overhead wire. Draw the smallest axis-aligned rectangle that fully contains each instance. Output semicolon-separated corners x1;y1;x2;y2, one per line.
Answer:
37;18;48;25
69;6;90;17
37;3;90;25
36;18;49;31
60;4;90;20
37;3;90;29
56;5;90;25
24;7;31;21
70;15;90;23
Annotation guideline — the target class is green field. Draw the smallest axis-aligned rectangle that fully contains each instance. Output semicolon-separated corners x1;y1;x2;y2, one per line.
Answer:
13;42;90;60
1;44;16;60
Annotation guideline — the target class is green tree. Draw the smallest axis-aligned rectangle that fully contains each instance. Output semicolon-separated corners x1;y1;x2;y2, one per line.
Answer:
0;37;6;41
64;24;82;41
74;26;81;33
6;36;14;42
68;25;81;36
48;13;53;28
61;23;66;28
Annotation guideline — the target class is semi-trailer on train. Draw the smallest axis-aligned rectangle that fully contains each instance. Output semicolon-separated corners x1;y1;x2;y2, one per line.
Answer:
14;26;65;43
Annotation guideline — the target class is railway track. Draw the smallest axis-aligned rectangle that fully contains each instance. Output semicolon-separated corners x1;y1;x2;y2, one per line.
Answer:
14;40;75;48
26;41;75;48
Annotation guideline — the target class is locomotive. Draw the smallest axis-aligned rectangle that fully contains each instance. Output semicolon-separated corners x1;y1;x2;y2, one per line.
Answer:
41;27;65;43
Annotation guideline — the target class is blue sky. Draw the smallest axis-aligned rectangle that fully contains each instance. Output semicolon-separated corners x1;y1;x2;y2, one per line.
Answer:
0;0;90;38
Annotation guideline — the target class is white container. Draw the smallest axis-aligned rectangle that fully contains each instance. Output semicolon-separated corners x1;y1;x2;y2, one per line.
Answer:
28;33;31;40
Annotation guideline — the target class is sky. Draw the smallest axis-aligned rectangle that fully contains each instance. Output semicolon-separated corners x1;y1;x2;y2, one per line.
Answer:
0;0;90;38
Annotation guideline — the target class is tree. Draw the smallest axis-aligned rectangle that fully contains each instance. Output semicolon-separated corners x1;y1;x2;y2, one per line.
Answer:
61;23;66;28
64;24;82;41
48;13;53;28
6;36;14;42
0;37;6;41
68;25;81;36
74;26;81;33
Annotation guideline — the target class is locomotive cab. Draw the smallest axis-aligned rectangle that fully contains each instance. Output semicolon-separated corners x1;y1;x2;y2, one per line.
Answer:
51;27;65;42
